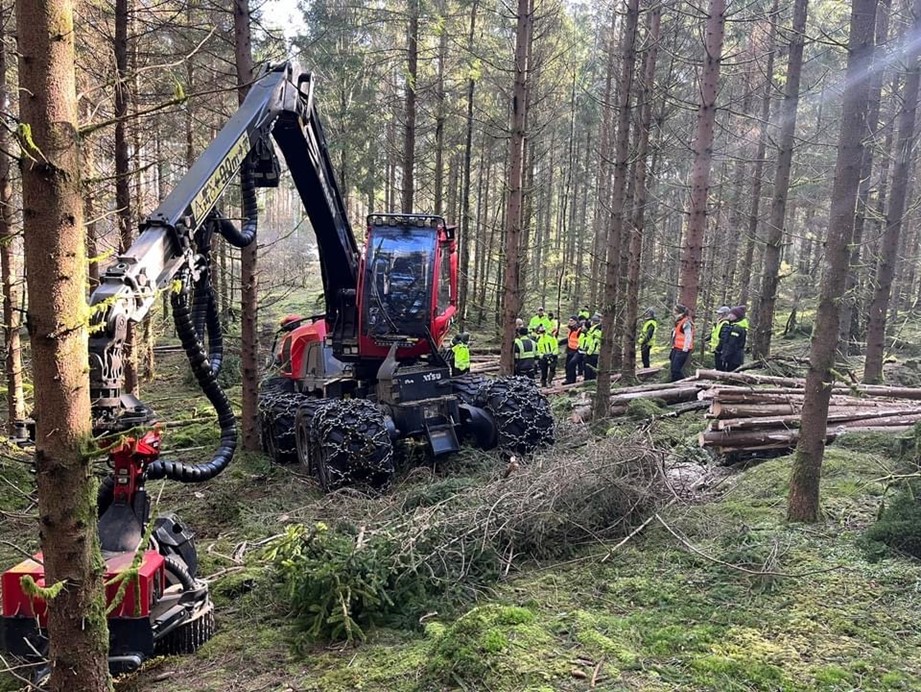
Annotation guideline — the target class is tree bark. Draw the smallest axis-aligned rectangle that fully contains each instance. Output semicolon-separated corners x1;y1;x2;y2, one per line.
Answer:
863;0;921;383
740;0;779;306
622;4;661;380
499;0;533;375
402;0;419;213
115;0;137;396
235;0;259;452
458;0;478;330
17;0;110;687
678;0;726;314
788;0;877;523
752;0;808;360
594;0;640;419
0;6;25;431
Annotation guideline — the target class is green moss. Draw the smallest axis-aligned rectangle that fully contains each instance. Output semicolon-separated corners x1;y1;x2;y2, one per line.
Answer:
625;397;666;420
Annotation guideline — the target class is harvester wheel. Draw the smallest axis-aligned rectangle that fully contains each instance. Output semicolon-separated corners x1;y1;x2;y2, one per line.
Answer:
257;376;295;454
451;373;489;405
477;376;555;454
155;599;215;656
308;399;394;492
294;399;324;470
263;391;314;464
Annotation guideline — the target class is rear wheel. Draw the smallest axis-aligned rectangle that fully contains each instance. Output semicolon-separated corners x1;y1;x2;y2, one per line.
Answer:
308;399;394;492
258;376;295;455
477;376;555;454
264;391;314;464
452;373;489;405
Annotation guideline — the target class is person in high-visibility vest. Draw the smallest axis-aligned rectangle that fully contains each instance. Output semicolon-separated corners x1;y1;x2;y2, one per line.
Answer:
669;304;695;382
548;311;559;337
451;333;471;376
563;316;583;384
710;305;731;371
637;308;657;369
528;306;552;336
513;326;538;379
584;314;602;381
578;305;591;321
718;310;747;371
536;325;559;387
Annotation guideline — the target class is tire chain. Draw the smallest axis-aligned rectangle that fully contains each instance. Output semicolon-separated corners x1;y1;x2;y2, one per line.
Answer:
258;380;312;463
309;398;395;490
476;376;555;454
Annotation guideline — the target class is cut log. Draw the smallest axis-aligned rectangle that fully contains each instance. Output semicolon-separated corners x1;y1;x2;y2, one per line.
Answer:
707;400;921;418
701;425;915;451
711;408;921;431
695;369;921;400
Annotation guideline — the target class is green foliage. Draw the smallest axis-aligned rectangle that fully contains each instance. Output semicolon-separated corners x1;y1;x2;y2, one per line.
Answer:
862;482;921;560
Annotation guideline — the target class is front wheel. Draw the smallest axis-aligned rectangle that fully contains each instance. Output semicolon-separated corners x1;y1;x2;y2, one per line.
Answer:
477;376;555;454
307;399;395;492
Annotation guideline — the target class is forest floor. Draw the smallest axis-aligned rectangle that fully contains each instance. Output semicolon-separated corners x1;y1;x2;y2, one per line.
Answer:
2;324;921;691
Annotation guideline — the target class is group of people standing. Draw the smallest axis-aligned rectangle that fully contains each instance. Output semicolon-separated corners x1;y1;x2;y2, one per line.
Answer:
450;301;749;387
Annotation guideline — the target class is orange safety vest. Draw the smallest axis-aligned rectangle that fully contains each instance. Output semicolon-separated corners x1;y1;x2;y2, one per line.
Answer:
673;316;694;350
567;328;580;350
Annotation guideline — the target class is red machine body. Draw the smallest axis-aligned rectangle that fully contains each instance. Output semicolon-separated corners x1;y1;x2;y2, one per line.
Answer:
2;551;166;624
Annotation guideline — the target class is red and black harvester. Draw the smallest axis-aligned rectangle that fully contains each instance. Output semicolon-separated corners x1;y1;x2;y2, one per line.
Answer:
0;62;553;676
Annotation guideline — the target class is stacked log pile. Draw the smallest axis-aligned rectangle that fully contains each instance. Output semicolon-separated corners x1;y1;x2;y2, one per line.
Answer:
694;369;921;455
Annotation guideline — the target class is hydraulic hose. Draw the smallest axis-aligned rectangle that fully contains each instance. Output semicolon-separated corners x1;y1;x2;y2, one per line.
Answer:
214;162;258;249
192;224;223;377
163;554;198;591
146;266;236;483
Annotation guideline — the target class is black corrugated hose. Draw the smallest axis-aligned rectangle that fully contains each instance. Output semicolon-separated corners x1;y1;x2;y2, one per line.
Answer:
145;163;258;483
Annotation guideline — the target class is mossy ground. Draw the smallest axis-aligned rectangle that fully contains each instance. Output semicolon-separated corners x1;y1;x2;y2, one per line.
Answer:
4;328;921;691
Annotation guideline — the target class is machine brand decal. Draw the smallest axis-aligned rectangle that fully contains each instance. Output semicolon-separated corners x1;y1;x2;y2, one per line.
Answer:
422;372;442;382
190;132;251;224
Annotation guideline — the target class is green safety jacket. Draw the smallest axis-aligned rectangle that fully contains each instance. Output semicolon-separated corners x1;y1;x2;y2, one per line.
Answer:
640;318;657;346
452;343;470;370
537;333;558;357
514;336;537;361
528;315;552;334
710;319;728;351
586;325;602;356
578;308;591;320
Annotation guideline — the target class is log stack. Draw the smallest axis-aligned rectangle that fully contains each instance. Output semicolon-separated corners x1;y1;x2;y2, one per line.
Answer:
693;369;921;455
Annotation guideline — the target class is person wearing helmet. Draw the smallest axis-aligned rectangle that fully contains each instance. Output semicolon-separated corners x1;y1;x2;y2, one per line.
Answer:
451;332;471;376
718;310;747;371
536;325;559;387
528;306;552;337
669;304;694;382
711;306;731;370
564;316;582;384
583;313;603;381
514;326;538;379
638;308;657;369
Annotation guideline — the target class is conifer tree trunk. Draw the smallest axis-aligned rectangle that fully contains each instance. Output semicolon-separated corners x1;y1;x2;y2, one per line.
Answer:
0;6;24;431
402;0;419;213
235;0;259;451
115;0;137;395
678;0;726;314
622;3;661;379
594;0;640;419
752;0;808;360
740;0;779;306
17;0;110;686
499;0;533;375
458;0;480;330
863;0;921;383
788;0;878;523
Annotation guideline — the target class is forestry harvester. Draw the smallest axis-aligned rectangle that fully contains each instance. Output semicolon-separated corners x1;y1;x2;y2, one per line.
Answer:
0;62;553;674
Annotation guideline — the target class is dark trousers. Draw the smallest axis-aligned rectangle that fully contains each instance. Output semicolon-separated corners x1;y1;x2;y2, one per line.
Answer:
539;355;557;387
669;348;690;382
584;354;598;381
515;360;536;379
714;351;725;371
565;350;582;384
641;344;651;369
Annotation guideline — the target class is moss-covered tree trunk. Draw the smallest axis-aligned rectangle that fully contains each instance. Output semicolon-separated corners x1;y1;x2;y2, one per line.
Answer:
0;3;25;432
788;0;877;523
16;0;110;687
235;0;259;451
